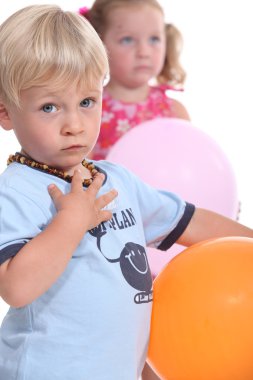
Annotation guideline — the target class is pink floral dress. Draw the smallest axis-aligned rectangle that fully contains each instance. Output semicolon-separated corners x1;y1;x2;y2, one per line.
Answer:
92;85;179;160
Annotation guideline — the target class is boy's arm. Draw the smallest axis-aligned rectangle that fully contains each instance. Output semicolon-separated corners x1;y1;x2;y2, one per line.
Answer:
0;171;117;308
177;207;253;247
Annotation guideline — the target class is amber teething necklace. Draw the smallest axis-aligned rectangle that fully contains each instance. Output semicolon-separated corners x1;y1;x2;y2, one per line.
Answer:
7;152;98;187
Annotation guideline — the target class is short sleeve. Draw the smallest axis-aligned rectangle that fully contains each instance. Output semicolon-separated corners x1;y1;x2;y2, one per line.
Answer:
0;187;49;264
135;183;195;249
106;163;195;249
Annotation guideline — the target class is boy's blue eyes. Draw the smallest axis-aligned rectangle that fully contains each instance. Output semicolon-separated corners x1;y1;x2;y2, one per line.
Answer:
42;99;94;113
80;98;94;108
42;104;56;113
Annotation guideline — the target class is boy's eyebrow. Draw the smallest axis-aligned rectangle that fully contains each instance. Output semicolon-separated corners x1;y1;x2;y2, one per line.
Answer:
84;89;103;94
37;88;102;97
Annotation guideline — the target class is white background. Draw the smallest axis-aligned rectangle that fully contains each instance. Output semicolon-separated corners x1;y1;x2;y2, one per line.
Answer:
0;0;252;320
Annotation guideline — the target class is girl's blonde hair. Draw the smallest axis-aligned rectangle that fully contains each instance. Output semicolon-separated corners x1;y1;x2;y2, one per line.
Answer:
0;4;109;107
82;0;186;86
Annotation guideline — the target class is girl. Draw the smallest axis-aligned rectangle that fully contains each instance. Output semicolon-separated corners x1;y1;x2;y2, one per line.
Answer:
80;0;190;160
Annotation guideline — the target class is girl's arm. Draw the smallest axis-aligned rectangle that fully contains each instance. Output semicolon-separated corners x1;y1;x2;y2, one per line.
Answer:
177;207;253;247
0;171;117;308
170;98;191;121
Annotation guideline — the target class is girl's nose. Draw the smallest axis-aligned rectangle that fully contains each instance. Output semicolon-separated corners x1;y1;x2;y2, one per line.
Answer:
136;41;151;57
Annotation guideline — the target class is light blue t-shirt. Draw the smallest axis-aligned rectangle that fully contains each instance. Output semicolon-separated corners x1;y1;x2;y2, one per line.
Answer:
0;160;194;380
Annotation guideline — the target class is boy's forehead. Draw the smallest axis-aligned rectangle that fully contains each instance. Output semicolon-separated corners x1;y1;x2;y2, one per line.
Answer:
34;75;105;93
19;81;104;105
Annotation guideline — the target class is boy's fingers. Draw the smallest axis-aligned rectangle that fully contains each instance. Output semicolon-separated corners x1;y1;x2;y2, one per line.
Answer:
101;210;113;222
96;189;118;210
48;183;63;202
71;171;105;193
86;172;105;194
71;170;85;191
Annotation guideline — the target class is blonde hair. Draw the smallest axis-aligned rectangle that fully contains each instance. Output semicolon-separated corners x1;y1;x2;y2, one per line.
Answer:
83;0;186;86
0;4;109;107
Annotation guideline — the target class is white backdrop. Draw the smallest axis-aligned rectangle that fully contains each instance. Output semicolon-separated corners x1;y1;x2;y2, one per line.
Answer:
0;0;252;320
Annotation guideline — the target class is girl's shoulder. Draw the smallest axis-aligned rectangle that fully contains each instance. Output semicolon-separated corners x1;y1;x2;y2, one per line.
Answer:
149;85;190;120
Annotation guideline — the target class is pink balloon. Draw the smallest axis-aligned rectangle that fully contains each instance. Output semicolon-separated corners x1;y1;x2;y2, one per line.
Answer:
107;118;239;276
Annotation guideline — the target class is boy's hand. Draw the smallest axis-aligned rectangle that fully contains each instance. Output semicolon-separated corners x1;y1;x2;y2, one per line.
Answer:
48;170;118;231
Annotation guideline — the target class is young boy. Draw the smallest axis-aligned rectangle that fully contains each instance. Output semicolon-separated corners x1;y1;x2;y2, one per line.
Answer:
0;5;252;380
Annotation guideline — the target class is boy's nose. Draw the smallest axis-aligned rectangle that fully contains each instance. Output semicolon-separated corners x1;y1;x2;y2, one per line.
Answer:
61;113;84;135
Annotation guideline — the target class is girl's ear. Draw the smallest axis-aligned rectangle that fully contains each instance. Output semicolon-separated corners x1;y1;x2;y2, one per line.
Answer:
0;102;13;131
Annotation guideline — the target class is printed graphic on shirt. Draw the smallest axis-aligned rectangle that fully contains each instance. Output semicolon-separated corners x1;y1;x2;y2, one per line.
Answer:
89;208;153;304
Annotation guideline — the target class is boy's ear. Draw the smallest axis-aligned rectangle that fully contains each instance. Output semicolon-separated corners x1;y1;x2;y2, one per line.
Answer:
0;102;13;131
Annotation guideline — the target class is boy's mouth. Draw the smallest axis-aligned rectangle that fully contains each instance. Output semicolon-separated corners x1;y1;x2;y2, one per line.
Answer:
62;145;85;151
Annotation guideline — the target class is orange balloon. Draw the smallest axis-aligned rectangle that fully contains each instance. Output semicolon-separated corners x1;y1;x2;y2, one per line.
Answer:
148;237;253;380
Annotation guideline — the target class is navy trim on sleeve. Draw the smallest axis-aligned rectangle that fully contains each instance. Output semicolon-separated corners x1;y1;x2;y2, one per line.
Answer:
96;166;107;186
157;203;195;251
0;242;27;265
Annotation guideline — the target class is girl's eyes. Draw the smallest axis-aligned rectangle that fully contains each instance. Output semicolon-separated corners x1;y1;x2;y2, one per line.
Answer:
119;36;134;45
80;98;95;108
149;36;161;44
119;35;161;46
42;104;57;113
